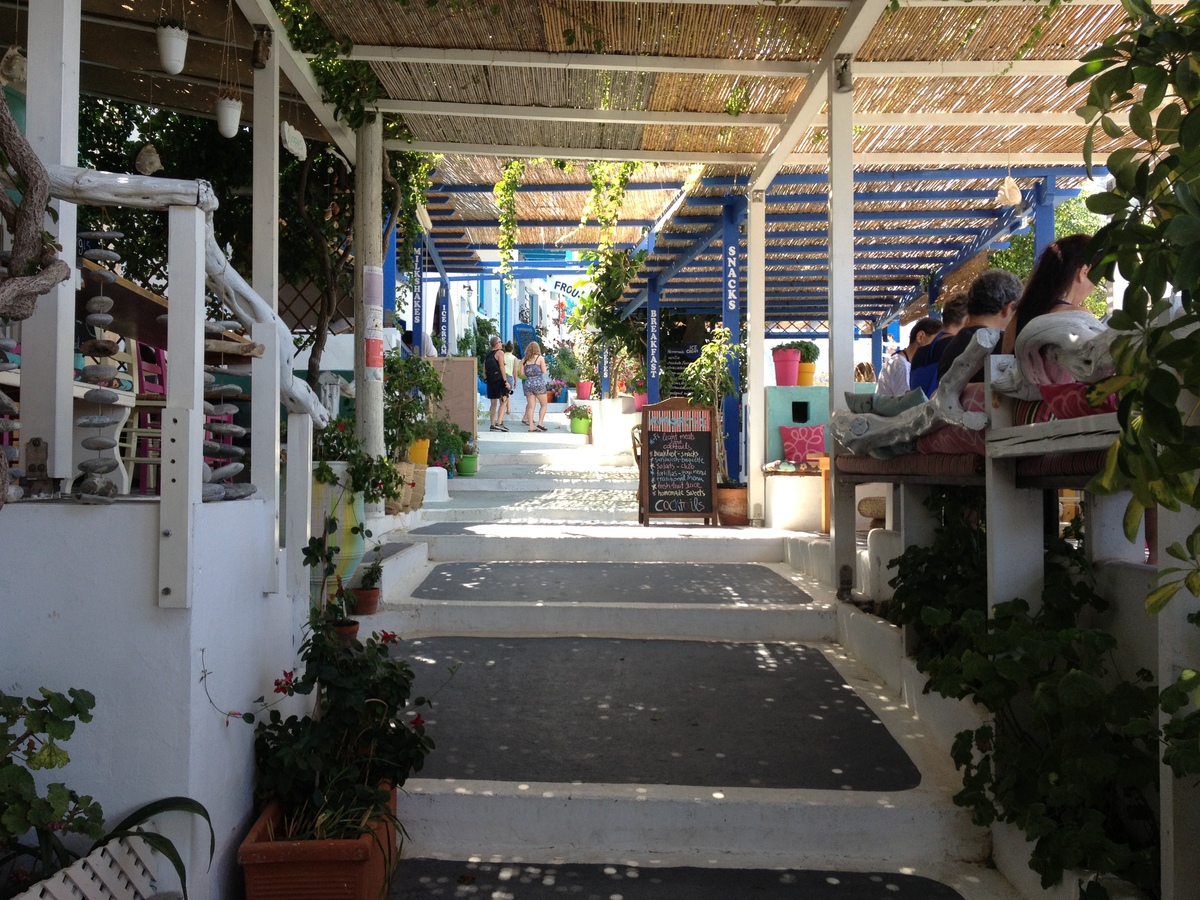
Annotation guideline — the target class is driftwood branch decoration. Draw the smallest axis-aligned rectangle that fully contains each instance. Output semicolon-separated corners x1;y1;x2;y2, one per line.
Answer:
829;328;998;456
992;310;1115;400
0;156;328;426
0;90;70;321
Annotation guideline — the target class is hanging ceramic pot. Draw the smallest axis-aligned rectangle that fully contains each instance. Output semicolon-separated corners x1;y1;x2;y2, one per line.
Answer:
216;96;243;138
156;24;189;75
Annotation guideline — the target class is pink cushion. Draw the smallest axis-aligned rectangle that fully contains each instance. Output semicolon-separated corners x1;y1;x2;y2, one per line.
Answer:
780;424;826;463
916;384;987;456
1037;382;1117;418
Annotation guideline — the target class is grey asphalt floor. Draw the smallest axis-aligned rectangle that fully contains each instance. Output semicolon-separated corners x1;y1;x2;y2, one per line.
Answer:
403;636;920;791
389;860;964;899
411;562;815;606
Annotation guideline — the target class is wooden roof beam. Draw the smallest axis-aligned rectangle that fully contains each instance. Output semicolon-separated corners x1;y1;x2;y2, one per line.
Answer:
750;0;891;193
346;46;814;78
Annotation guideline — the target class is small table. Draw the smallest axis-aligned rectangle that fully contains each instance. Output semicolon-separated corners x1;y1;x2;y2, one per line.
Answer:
763;456;830;532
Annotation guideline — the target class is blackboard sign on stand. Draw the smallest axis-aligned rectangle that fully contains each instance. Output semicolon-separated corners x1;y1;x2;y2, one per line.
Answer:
638;398;717;526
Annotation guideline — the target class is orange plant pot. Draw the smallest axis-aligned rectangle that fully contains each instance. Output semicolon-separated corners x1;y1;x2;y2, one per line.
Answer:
238;792;397;900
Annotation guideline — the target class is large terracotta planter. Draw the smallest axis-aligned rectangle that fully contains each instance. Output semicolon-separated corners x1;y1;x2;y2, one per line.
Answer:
715;484;749;526
772;348;801;386
350;587;380;616
797;362;816;386
238;793;397;900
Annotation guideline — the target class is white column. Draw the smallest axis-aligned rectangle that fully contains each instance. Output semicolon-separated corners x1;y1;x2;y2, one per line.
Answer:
827;58;857;590
251;31;283;593
354;118;385;518
746;190;767;524
285;412;314;602
158;206;206;609
22;0;79;482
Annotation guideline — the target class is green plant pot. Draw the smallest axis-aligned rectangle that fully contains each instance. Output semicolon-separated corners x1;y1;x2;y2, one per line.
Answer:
456;453;479;476
569;417;591;435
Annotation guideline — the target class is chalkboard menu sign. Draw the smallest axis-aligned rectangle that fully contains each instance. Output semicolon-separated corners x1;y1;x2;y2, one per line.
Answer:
639;398;716;526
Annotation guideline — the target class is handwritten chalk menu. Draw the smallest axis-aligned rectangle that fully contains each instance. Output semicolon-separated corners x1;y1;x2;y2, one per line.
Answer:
639;398;716;525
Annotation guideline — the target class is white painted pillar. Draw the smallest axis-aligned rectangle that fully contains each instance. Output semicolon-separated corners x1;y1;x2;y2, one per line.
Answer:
22;0;79;482
354;117;385;519
746;190;767;524
827;59;857;591
285;412;314;603
1084;491;1145;564
251;30;283;593
158;206;206;609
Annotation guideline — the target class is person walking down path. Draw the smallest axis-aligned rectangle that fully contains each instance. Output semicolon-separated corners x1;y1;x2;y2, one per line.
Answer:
522;340;550;432
484;336;511;431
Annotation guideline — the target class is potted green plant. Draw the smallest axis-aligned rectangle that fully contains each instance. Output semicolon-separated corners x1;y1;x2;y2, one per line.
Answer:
795;339;820;386
456;437;479;477
351;547;383;616
1;686;213;898
233;618;433;900
382;349;444;465
564;402;593;435
229;526;436;899
629;368;648;411
678;326;746;525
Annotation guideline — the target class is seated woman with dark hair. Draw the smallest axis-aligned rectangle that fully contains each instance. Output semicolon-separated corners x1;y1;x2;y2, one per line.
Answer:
1001;233;1097;354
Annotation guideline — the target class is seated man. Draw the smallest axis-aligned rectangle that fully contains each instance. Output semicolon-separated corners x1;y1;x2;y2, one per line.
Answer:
876;317;941;397
936;269;1023;386
909;293;968;396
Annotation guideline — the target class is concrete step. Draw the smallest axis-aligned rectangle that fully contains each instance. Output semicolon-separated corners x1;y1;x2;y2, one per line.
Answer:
398;635;989;872
404;522;790;563
375;561;836;642
477;449;635;468
418;490;638;524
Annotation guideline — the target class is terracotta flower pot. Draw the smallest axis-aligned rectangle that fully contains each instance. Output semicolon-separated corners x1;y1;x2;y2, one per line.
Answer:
715;484;749;526
350;587;380;617
238;792;397;900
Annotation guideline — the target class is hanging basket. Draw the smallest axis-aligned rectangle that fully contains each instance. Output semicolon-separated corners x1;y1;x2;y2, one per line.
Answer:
216;96;243;138
156;25;189;75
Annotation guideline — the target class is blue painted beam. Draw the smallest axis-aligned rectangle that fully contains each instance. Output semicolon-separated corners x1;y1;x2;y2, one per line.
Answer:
675;209;1005;226
684;189;1002;206
429;181;686;194
620;217;727;319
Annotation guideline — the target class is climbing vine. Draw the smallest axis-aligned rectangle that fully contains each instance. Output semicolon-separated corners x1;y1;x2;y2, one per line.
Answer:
580;161;642;254
493;158;529;288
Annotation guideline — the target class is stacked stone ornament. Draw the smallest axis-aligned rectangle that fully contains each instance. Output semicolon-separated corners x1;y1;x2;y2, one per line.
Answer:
74;232;126;504
201;319;256;501
0;335;20;504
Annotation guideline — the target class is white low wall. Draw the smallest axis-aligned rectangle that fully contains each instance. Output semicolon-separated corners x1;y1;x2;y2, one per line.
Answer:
0;499;299;898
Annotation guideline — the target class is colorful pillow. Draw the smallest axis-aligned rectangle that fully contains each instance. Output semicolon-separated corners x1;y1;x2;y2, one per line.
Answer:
1037;382;1117;419
780;424;826;463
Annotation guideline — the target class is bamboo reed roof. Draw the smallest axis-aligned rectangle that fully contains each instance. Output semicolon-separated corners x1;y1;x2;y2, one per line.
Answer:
30;0;1159;327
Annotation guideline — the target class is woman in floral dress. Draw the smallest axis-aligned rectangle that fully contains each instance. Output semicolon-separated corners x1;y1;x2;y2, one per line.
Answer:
521;341;549;432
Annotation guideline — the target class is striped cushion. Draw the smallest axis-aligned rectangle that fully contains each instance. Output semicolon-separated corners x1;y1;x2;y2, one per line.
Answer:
1015;450;1108;480
836;453;983;479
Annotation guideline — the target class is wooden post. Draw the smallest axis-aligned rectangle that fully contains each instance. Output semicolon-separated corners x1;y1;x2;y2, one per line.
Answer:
252;28;282;594
22;0;80;482
158;206;205;608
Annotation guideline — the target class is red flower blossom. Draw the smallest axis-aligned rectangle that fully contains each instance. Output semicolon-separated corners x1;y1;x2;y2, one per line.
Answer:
379;630;399;644
410;714;425;728
273;670;295;694
337;421;346;432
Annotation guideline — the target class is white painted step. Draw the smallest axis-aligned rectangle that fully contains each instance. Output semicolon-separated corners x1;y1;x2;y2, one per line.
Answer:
418;490;637;525
402;648;989;871
405;523;790;563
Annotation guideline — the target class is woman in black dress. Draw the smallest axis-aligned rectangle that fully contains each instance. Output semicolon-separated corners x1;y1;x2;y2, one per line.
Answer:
484;336;510;431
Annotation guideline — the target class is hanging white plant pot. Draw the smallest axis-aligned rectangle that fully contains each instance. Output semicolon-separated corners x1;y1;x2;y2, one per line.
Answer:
215;96;243;139
155;25;189;75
